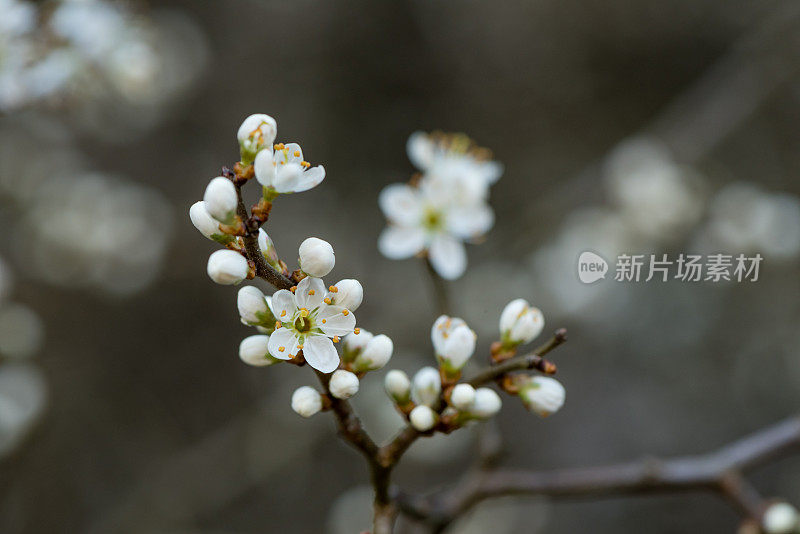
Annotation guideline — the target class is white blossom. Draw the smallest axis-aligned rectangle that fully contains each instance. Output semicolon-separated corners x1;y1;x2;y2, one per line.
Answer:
254;142;325;193
431;315;476;373
499;299;544;346
207;250;249;285
406;131;503;189
189;200;229;243
378;182;493;280
409;405;437;432
267;276;356;373
411;366;441;407
470;388;502;419
237;113;277;163
329;370;360;399
384;370;411;403
354;334;393;372
520;376;565;417
343;329;373;361
237;286;274;327
203;177;238;224
329;279;363;311
291;386;323;418
298;237;335;278
238;335;279;367
763;502;800;534
450;384;476;411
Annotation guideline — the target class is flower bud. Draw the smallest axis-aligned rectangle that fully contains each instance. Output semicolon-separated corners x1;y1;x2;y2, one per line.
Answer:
203;177;238;224
519;376;565;417
291;386;323;418
763;502;800;534
329;370;359;399
298;237;335;277
384;370;411;404
431;315;468;355
237;286;274;326
411;366;441;407
438;324;476;375
343;329;373;362
238;113;277;164
330;279;363;311
450;383;476;411
239;335;279;366
409;405;437;432
190;201;231;244
470;388;502;419
354;334;393;372
258;229;281;270
207;250;249;285
499;298;544;346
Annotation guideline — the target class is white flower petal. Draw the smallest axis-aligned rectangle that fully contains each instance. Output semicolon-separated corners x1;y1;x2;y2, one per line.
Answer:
318;305;356;336
378;226;426;259
283;143;304;163
447;203;494;240
379;184;423;226
267;327;298;360
480;160;504;184
254;148;276;187
274;162;304;193
294;165;325;192
303;335;340;373
428;235;467;280
271;289;296;321
406;131;434;170
295;277;326;311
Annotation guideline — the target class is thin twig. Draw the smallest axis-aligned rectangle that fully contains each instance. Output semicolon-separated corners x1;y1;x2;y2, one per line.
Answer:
423;258;451;316
467;329;567;387
396;416;800;529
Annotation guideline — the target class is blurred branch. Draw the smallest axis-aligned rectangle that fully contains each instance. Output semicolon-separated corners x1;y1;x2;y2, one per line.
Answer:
423;257;451;316
396;416;800;531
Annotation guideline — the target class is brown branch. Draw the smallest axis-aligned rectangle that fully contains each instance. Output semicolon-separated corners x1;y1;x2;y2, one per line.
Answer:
467;328;567;387
396;416;800;529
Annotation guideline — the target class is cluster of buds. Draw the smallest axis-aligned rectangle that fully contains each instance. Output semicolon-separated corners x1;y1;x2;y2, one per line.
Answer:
191;114;394;418
382;299;566;433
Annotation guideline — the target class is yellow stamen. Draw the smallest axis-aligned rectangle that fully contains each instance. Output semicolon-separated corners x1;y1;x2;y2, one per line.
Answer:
301;161;311;168
342;309;349;316
298;344;304;350
354;328;360;335
293;150;301;157
323;297;332;305
290;286;297;293
322;319;327;324
278;346;285;352
275;321;282;329
300;308;309;318
333;336;340;343
280;311;286;317
329;286;338;293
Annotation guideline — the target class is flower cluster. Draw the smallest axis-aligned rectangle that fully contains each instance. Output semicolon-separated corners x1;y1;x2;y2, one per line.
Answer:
383;298;564;433
378;132;502;280
191;114;393;417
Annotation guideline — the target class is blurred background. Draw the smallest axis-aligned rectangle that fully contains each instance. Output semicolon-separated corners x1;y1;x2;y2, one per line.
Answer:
2;0;800;532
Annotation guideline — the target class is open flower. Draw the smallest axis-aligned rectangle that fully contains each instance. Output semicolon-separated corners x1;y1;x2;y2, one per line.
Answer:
254;142;325;194
267;276;356;373
406;131;503;188
378;182;493;279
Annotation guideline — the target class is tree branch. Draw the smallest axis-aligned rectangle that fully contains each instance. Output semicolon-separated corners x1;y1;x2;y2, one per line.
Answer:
396;416;800;529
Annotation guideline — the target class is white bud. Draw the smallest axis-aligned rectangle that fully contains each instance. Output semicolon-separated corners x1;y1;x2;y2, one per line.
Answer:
409;405;437;432
470;388;502;419
520;376;565;417
411;366;441;407
239;335;278;366
291;386;323;418
237;286;271;325
343;329;373;361
330;279;363;311
450;383;476;411
763;502;800;534
189;200;227;242
238;113;277;163
439;324;476;374
203;177;238;224
258;229;281;270
207;250;249;285
354;334;393;371
384;370;411;403
298;237;335;277
431;315;468;356
329;370;360;399
499;298;544;345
